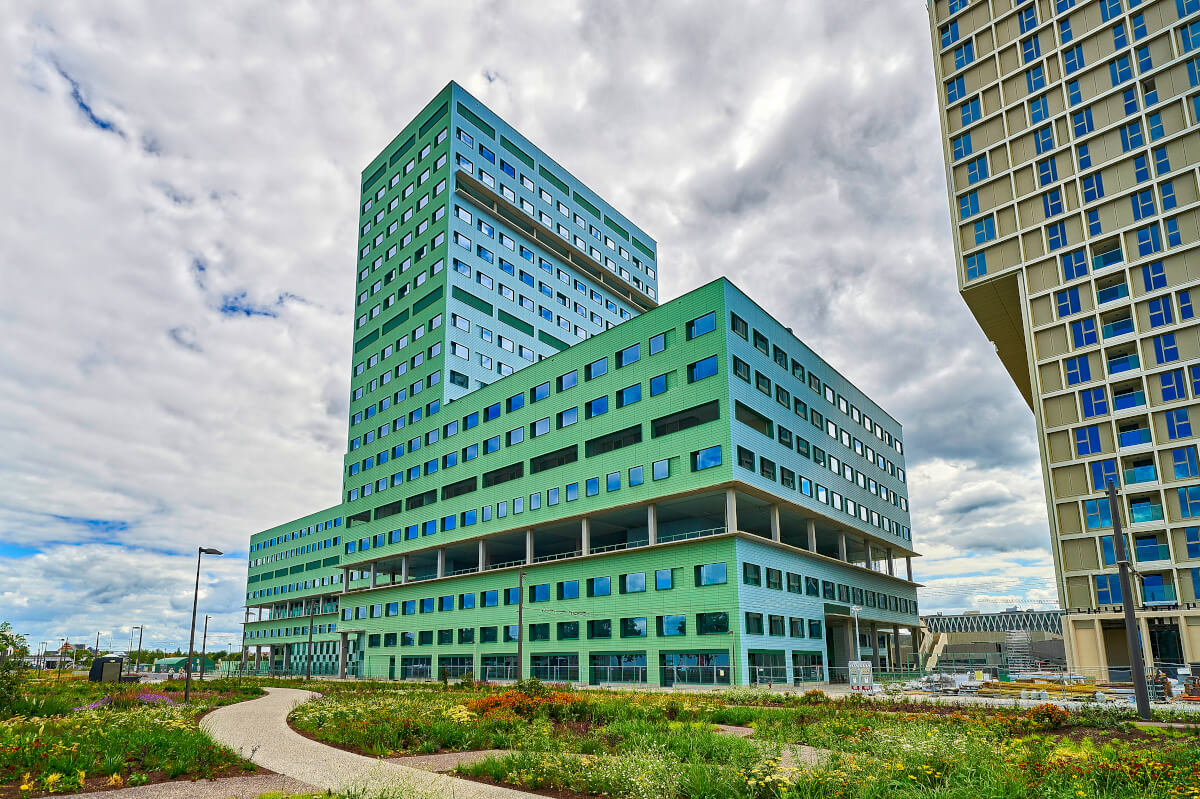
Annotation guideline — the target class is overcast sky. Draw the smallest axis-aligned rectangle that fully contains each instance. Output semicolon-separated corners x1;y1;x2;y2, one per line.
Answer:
0;0;1059;652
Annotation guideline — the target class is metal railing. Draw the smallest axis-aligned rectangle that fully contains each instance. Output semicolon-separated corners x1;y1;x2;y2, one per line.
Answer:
450;566;478;576
748;665;789;684
1130;503;1165;523
1102;318;1135;338
590;665;648;683
1142;584;1178;604
1135;544;1171;562
792;665;826;683
530;665;580;682
480;665;518;681
589;541;634;554
1118;428;1152;446
1124;465;1158;484
1112;390;1146;410
1097;283;1129;304
1093;248;1124;270
533;549;582;563
484;558;524;572
657;525;727;544
663;665;731;685
1107;353;1140;375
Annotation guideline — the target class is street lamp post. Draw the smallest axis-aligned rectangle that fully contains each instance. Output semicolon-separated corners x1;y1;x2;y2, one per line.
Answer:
184;547;223;703
136;626;144;672
199;615;211;680
1105;480;1152;721
127;626;140;671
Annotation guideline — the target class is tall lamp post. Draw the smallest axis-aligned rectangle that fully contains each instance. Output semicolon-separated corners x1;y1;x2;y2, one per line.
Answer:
199;615;211;680
1106;480;1151;721
185;547;223;703
135;626;144;672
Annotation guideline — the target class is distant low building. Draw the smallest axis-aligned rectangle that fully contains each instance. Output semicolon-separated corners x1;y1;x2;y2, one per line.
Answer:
153;656;216;674
919;609;1065;672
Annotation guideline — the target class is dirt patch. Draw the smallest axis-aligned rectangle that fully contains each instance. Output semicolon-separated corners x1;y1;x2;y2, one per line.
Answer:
1056;726;1197;746
0;764;264;799
554;720;595;737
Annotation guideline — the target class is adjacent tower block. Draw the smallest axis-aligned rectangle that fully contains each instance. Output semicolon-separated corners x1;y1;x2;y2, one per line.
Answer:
927;0;1200;675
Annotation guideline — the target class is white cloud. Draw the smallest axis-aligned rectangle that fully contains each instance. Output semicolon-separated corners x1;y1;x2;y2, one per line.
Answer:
0;0;1053;644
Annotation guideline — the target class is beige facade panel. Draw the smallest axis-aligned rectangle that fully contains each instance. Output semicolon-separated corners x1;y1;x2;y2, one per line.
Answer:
1040;360;1064;393
1057;501;1083;535
1066;576;1094;609
1025;255;1061;295
1062;537;1100;571
1053;463;1090;497
1047;428;1073;462
1043;392;1079;428
1030;293;1054;327
1035;324;1069;360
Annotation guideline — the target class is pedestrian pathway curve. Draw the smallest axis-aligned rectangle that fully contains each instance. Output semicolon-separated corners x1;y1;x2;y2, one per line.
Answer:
201;687;541;798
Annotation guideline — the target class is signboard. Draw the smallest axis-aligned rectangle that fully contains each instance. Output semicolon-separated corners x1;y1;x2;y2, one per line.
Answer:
848;660;874;691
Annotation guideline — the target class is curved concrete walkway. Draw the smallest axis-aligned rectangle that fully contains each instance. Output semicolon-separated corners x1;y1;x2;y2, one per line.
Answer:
201;687;538;798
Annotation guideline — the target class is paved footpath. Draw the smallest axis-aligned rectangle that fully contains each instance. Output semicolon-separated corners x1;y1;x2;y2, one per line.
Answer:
201;687;539;798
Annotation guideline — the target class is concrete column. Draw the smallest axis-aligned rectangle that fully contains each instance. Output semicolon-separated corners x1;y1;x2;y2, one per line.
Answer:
369;561;377;588
1138;616;1155;672
769;504;781;543
887;549;895;577
401;555;409;583
437;548;446;578
478;539;486;571
844;622;856;666
1178;614;1195;665
646;505;657;546
341;568;348;594
581;517;592;554
906;557;914;582
1094;619;1109;683
254;646;261;670
282;645;291;674
806;519;816;552
911;627;921;671
725;489;738;534
838;533;848;562
525;529;534;565
870;623;880;669
338;632;348;679
892;624;902;671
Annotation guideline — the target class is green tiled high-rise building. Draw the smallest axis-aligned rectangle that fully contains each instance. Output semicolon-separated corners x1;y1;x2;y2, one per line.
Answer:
241;82;920;685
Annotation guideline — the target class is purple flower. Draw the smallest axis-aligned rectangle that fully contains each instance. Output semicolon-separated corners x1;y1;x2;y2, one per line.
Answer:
72;697;113;711
137;693;177;705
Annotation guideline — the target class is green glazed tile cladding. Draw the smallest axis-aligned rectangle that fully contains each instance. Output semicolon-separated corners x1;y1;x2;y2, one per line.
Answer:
243;82;920;684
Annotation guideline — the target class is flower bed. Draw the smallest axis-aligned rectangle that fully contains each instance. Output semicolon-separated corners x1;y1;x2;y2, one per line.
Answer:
0;677;264;796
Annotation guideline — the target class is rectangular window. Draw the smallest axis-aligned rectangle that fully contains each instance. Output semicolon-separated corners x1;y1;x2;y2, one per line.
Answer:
694;562;727;586
743;563;762;586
